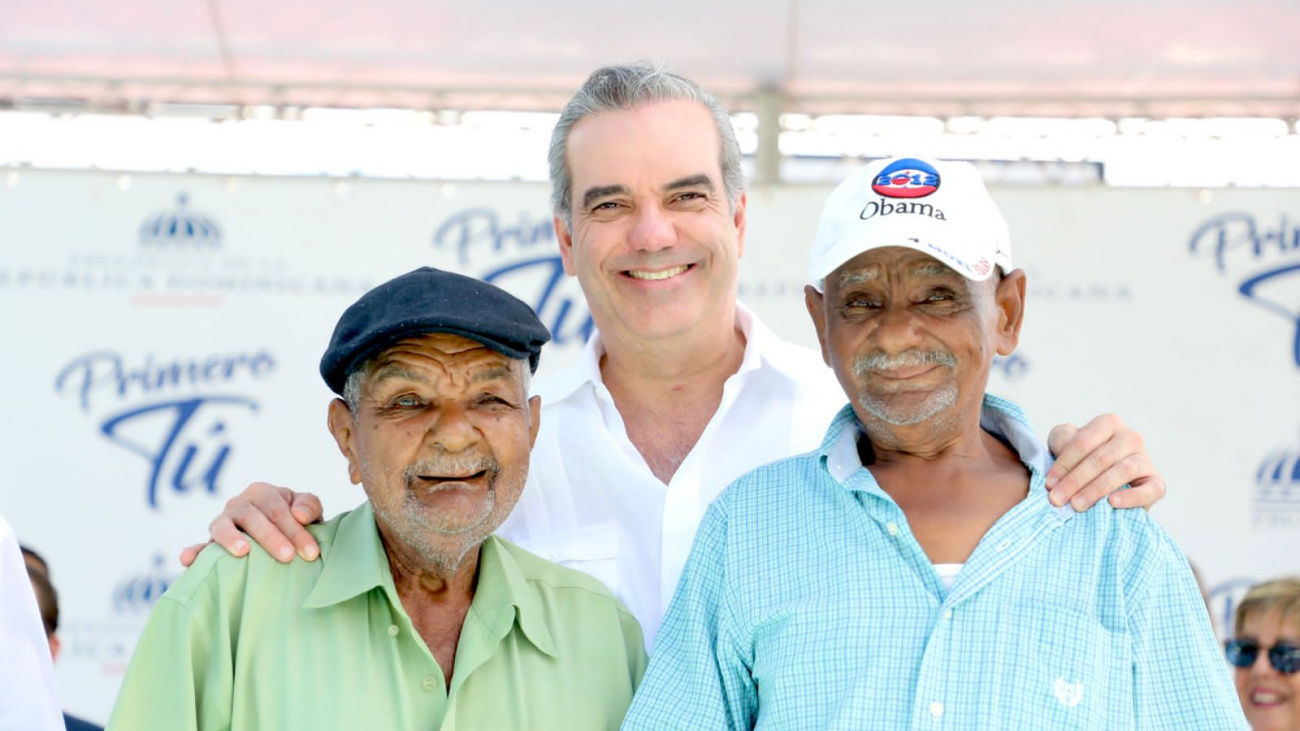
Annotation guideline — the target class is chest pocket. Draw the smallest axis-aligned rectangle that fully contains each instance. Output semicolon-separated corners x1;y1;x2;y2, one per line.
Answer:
981;603;1133;730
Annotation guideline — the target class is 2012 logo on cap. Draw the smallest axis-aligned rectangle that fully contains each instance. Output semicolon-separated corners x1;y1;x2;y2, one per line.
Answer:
872;159;941;199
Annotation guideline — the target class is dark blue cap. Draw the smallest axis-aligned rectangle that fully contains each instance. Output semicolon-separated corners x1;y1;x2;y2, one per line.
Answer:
320;267;551;395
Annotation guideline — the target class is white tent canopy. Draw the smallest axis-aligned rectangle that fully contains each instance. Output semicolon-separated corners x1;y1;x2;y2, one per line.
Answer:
1;0;1298;117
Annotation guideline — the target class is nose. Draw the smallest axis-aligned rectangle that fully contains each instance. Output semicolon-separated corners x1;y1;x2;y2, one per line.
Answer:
429;403;479;453
871;302;925;353
627;203;676;253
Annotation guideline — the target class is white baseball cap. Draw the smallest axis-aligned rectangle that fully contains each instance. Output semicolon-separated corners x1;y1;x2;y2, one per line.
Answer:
808;155;1013;288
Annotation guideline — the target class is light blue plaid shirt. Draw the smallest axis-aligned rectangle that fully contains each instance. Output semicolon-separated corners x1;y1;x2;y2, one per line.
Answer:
622;395;1246;730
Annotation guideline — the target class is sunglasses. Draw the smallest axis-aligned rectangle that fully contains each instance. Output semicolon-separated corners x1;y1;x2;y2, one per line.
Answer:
1225;639;1300;675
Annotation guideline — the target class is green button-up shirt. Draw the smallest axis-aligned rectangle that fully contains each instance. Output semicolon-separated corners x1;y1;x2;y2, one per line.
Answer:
108;502;647;731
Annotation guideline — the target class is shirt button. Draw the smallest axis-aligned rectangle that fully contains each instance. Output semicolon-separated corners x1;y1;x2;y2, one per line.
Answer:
886;522;900;536
422;676;439;692
996;539;1012;551
930;701;944;718
387;625;399;637
942;610;953;621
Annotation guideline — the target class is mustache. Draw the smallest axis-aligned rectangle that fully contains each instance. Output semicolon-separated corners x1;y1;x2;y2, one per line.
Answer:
403;454;500;487
853;349;956;376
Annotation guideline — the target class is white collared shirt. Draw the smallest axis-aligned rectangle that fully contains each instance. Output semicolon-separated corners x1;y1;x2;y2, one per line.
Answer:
0;513;65;731
498;306;846;646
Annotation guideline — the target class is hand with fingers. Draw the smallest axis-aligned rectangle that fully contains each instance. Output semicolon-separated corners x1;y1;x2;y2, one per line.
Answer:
1044;413;1166;512
178;482;326;568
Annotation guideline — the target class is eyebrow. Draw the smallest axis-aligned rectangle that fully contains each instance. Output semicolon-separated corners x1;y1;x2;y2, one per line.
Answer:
912;262;959;278
664;174;716;194
581;184;630;210
839;269;878;287
470;365;518;384
369;364;428;385
579;174;716;211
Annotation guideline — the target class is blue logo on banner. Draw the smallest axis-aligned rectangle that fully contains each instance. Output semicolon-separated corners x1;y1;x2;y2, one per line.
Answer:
1254;443;1300;529
1189;213;1300;366
433;208;594;347
1210;577;1260;637
112;554;177;613
139;193;222;248
54;351;275;509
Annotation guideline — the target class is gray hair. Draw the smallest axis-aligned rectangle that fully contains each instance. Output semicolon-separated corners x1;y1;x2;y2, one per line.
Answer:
547;61;745;230
341;355;531;417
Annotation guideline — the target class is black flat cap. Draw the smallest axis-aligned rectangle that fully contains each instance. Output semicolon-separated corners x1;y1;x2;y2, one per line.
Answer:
320;267;551;395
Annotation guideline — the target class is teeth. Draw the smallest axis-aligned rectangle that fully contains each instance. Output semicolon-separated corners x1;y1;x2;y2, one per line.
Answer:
627;265;688;281
1251;691;1283;704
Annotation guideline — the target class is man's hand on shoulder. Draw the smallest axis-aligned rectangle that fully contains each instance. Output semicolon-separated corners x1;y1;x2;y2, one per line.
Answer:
1045;414;1166;512
177;482;325;568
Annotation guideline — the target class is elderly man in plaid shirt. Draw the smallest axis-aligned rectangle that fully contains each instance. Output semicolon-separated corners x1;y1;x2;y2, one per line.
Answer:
622;156;1246;730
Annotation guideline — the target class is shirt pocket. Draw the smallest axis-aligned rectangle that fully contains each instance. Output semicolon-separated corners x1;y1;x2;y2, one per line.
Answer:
515;521;621;597
983;603;1133;730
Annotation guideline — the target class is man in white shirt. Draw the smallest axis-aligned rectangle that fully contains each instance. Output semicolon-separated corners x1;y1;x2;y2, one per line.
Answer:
0;513;65;731
183;63;1166;645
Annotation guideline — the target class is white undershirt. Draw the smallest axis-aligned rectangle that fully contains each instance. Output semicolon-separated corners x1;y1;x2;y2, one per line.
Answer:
934;562;964;590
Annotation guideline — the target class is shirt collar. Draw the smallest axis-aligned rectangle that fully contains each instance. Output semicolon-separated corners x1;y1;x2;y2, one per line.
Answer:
303;504;558;658
534;302;807;405
818;394;1073;518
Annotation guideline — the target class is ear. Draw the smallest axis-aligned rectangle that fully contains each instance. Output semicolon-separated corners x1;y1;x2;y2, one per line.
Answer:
804;285;832;367
554;215;577;276
733;192;748;259
992;269;1027;356
48;632;61;663
327;398;363;485
527;395;542;448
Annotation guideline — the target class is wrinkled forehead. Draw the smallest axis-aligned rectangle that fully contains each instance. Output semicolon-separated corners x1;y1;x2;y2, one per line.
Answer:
368;332;525;384
833;247;966;289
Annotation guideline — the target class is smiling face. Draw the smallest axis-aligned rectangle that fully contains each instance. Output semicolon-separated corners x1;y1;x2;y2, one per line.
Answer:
805;247;1025;449
555;99;746;344
328;332;540;574
1234;609;1300;731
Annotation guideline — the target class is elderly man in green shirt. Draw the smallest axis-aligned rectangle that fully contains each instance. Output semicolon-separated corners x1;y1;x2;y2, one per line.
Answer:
108;267;647;731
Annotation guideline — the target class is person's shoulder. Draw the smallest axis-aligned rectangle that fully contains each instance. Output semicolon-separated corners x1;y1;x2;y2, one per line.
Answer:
167;508;351;607
1059;495;1190;595
730;447;824;495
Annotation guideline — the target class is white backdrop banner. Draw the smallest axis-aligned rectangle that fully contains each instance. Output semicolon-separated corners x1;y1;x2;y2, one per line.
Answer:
1;170;1297;721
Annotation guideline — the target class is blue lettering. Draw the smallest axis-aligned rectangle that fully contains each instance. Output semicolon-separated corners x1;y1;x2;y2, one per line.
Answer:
1189;213;1300;273
1237;262;1300;367
55;350;276;410
100;396;257;509
432;208;556;267
482;255;595;347
54;351;125;412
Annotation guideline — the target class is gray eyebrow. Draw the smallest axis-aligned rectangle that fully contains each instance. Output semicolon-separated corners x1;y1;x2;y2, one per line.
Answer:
912;262;958;278
368;364;428;386
470;365;518;384
838;269;878;287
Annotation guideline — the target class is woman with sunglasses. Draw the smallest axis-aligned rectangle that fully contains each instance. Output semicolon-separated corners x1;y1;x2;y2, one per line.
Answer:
1229;577;1300;730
